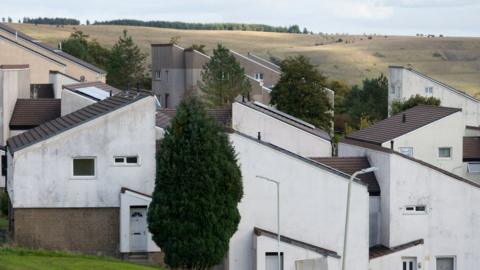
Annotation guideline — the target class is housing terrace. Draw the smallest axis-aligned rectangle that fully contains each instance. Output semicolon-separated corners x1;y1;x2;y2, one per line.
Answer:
254;227;340;258
0;23;105;74
7;91;151;153
309;157;380;195
9;99;61;130
340;138;480;189
346;105;461;145
235;100;331;141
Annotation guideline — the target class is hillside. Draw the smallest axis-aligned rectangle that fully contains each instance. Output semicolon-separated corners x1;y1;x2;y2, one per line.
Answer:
10;23;480;95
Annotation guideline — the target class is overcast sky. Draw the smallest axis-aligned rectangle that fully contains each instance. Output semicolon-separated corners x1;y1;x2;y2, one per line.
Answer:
2;0;479;36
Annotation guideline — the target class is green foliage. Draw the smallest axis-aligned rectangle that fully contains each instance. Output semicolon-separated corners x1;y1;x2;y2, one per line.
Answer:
148;97;242;269
328;80;351;115
106;30;147;89
169;36;181;45
94;19;308;33
391;94;441;115
22;17;80;25
270;55;333;131
188;44;207;54
0;191;7;217
198;44;250;108
344;74;388;127
61;30;110;70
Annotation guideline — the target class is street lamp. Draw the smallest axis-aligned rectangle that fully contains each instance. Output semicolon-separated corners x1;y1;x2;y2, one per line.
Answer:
341;167;378;270
256;175;281;270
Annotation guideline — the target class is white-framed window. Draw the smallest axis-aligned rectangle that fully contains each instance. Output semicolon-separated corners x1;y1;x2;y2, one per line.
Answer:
425;86;433;95
436;256;455;270
467;162;480;174
404;205;427;215
72;157;96;179
255;73;264;81
438;147;452;159
399;147;414;157
402;257;417;270
114;156;139;166
154;70;161;80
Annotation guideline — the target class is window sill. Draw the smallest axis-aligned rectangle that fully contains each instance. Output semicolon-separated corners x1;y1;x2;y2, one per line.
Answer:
70;176;96;180
112;164;141;167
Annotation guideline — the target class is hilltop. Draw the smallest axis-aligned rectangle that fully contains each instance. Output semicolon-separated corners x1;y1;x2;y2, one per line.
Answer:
10;23;480;95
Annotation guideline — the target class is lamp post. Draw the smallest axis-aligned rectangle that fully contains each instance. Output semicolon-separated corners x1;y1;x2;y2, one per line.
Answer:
341;167;378;270
256;175;281;270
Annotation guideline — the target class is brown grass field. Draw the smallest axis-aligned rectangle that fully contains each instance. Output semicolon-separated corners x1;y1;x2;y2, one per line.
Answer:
10;23;480;95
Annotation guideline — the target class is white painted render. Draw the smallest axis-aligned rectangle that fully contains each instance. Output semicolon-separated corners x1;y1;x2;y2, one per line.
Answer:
49;72;79;99
380;111;464;174
339;142;480;270
8;96;156;208
369;244;424;270
119;190;160;253
229;133;369;270
232;102;331;157
254;234;339;270
388;66;480;126
61;89;95;116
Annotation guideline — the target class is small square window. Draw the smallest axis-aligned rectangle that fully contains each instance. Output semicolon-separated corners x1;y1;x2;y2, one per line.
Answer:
404;205;427;215
154;71;161;80
255;73;264;81
399;147;414;157
425;86;433;95
73;158;95;177
438;147;452;158
126;156;138;164
115;157;125;163
114;156;139;166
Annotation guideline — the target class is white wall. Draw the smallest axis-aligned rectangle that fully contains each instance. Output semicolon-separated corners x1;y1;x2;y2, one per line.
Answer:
232;102;332;158
119;190;160;253
9;96;156;208
369;244;424;270
61;89;95;116
340;142;480;270
229;133;369;270
380;112;464;174
389;67;480;126
49;72;79;99
255;234;339;270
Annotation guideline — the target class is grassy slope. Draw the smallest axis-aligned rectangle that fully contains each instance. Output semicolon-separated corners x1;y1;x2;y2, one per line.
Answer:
0;248;161;270
11;23;480;95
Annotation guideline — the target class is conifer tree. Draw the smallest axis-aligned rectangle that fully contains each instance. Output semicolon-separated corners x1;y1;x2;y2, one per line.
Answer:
198;44;250;108
148;97;243;269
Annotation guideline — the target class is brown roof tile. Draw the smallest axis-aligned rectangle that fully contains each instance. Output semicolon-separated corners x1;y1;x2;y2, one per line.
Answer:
464;137;480;161
347;105;461;145
7;92;151;153
10;99;61;130
310;157;380;195
370;239;424;259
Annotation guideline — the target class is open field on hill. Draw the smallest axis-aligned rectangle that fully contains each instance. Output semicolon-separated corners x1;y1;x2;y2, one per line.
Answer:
10;23;480;95
0;247;161;270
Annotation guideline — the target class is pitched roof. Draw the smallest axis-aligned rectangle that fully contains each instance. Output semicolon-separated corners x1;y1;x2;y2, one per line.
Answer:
347;105;461;145
370;239;424;259
340;138;480;189
310;157;380;195
63;81;122;101
7;92;151;153
0;23;105;74
235;100;331;141
10;99;61;130
155;108;232;129
254;227;340;258
463;137;480;161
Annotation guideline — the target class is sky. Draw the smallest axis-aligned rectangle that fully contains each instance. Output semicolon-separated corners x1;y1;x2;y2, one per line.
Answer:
2;0;480;36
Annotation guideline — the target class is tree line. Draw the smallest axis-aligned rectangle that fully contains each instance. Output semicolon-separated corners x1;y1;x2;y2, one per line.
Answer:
94;19;308;34
22;17;80;25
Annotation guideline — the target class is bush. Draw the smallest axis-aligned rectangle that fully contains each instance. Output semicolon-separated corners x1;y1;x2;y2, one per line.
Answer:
0;192;8;216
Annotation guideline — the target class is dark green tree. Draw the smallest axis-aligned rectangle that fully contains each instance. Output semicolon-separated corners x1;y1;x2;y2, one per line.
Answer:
391;94;441;115
61;30;110;69
148;97;242;269
344;74;388;126
270;55;333;131
106;30;147;89
198;44;250;107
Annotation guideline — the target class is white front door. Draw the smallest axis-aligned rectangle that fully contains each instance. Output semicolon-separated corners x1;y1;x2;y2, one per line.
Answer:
402;257;417;270
129;207;148;252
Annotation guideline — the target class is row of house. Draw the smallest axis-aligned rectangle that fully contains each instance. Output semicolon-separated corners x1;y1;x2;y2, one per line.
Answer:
1;22;479;270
